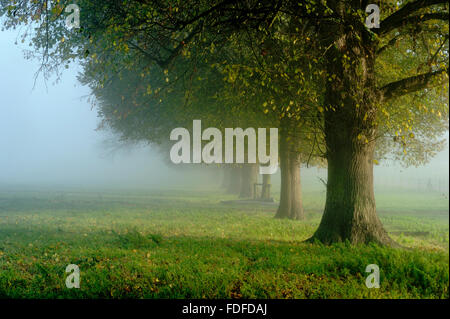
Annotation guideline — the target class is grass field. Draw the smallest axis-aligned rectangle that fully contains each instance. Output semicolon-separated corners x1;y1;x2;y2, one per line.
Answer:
0;187;448;299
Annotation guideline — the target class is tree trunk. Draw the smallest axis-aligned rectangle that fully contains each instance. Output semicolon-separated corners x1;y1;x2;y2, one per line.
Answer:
310;10;393;245
275;125;304;220
239;163;258;198
311;129;393;245
260;174;272;200
226;166;241;194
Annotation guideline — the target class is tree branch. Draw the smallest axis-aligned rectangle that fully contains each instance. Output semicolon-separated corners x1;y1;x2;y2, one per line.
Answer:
376;0;449;36
381;68;448;101
376;34;405;55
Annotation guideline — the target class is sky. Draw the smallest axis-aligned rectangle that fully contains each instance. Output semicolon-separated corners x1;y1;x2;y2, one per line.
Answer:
0;28;448;192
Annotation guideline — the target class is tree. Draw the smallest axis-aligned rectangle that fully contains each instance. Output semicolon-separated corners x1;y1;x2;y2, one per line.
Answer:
309;0;448;245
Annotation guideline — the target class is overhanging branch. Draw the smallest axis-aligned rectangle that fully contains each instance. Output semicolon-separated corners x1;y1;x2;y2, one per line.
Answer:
376;0;449;36
380;68;448;101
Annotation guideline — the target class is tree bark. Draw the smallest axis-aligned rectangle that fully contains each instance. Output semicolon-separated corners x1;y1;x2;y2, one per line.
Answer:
275;124;305;220
311;130;393;245
239;163;258;198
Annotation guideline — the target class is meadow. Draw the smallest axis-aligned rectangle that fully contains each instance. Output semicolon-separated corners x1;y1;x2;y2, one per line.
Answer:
0;186;448;299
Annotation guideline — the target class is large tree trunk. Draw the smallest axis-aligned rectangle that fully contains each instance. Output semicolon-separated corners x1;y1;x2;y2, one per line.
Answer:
310;8;393;245
260;174;272;200
226;166;241;195
311;128;392;245
275;124;304;220
239;163;258;198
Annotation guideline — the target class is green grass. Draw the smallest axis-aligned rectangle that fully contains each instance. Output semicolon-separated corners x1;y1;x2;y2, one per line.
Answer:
0;187;448;299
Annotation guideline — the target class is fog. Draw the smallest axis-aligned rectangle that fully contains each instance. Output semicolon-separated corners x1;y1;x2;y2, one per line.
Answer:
0;29;448;193
0;30;215;190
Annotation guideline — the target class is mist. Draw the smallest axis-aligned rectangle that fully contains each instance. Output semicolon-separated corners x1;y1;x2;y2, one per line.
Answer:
0;29;448;193
0;29;218;191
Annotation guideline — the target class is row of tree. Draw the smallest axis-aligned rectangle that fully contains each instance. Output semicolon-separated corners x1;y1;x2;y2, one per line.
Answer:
1;0;448;245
